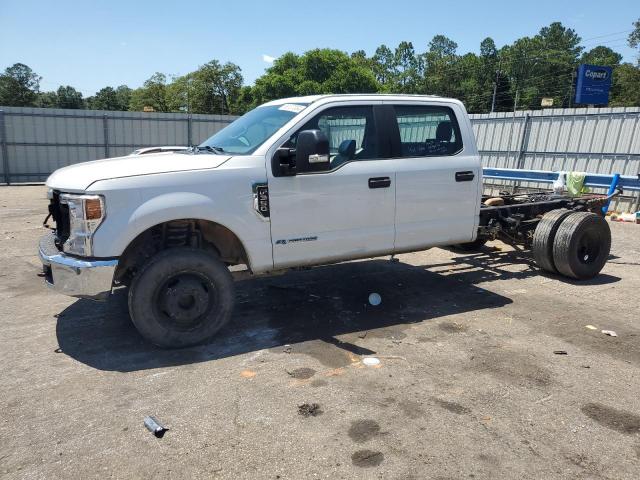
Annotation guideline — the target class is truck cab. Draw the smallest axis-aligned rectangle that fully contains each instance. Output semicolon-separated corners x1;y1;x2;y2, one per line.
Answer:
40;94;483;347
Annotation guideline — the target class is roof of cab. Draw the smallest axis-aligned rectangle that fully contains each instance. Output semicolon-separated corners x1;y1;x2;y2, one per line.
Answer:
262;93;461;107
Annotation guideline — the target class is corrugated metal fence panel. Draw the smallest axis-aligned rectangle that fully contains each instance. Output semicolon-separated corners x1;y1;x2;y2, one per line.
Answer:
2;105;639;211
471;111;528;156
0;106;238;183
191;114;236;145
470;106;640;213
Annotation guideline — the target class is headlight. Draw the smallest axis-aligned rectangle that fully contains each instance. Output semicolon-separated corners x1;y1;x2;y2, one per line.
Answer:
60;193;105;256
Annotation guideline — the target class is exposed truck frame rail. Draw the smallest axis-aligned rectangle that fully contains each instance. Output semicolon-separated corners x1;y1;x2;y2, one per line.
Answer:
477;167;638;247
477;191;615;246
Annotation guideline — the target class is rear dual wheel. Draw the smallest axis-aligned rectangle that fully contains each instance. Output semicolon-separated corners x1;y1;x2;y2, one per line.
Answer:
532;209;573;273
532;211;611;280
552;212;611;280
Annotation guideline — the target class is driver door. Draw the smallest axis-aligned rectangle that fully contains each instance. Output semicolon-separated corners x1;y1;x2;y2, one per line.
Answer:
267;104;397;269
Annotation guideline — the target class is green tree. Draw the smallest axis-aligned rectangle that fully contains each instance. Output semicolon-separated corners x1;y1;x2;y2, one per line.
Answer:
35;91;58;108
394;41;420;92
0;63;41;106
628;17;640;65
422;35;459;97
231;85;255;115
610;63;640;106
191;60;243;114
502;22;582;109
55;85;83;109
129;73;169;112
114;85;132;110
453;53;485;112
372;44;395;87
166;60;243;114
87;87;120;110
165;74;192;113
476;38;499;111
581;46;622;68
249;49;378;107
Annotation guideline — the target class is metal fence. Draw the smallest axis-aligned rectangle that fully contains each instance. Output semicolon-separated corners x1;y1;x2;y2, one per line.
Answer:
1;105;639;211
470;106;640;213
0;106;236;183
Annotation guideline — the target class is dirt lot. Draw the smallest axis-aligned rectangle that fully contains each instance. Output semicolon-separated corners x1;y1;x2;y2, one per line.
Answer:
1;185;639;480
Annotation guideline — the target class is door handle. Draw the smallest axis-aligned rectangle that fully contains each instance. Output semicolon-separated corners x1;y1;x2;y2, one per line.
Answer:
455;171;475;182
368;177;391;189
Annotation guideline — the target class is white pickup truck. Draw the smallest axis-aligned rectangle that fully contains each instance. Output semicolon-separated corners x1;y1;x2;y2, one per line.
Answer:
39;94;612;347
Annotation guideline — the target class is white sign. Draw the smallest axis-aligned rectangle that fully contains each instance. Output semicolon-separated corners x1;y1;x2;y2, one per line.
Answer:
279;103;306;113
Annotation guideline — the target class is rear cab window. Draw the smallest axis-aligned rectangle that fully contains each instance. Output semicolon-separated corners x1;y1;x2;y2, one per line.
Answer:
392;105;463;157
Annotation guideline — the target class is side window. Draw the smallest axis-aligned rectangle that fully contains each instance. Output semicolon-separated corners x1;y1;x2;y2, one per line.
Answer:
286;106;379;168
393;105;463;157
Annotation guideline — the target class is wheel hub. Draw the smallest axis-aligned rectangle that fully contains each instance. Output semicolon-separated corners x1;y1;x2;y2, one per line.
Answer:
161;275;211;326
577;231;600;264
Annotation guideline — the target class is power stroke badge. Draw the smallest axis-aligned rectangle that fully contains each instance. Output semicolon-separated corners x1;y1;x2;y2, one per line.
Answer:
252;183;270;218
275;236;318;245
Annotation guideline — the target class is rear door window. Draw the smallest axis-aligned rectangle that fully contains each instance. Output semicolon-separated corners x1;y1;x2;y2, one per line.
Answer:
392;105;463;157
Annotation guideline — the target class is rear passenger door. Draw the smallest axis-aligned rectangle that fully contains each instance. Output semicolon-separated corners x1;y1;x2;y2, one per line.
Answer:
388;102;482;252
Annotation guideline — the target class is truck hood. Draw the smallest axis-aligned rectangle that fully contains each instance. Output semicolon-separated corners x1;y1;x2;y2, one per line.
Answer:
46;152;231;191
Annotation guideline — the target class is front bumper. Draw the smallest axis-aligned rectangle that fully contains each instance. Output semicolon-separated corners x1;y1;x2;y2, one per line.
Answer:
39;232;118;301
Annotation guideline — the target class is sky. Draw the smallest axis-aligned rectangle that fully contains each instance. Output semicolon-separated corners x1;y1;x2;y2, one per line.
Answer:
0;0;638;96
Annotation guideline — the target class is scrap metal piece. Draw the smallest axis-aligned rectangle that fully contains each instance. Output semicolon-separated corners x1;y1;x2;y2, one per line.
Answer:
144;416;168;438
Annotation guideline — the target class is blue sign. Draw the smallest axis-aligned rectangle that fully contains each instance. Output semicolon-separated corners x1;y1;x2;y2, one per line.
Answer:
575;64;612;105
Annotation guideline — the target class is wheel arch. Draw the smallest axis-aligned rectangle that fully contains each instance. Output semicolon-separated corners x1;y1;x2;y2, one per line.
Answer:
122;191;254;258
114;217;251;284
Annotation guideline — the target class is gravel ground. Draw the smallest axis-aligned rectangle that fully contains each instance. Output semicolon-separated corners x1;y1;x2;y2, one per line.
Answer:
1;185;639;480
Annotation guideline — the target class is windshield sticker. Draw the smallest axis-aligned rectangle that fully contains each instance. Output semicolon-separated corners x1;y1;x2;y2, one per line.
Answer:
278;103;306;113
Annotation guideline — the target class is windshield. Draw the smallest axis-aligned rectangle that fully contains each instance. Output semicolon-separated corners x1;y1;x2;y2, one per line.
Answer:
199;103;308;155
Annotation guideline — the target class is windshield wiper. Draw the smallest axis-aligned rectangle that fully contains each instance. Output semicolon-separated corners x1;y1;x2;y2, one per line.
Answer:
197;145;225;154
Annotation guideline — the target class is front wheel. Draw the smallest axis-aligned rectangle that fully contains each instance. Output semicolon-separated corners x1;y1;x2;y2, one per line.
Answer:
128;247;235;348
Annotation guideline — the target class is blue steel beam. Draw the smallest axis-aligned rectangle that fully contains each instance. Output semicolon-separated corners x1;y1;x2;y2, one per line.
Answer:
482;168;640;192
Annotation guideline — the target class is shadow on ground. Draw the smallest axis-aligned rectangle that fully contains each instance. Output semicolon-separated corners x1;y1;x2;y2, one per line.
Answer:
437;246;621;286
54;249;619;372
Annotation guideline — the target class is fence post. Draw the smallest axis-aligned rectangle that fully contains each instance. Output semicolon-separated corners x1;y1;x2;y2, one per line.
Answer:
516;113;531;170
102;114;110;158
0;110;10;185
187;114;193;147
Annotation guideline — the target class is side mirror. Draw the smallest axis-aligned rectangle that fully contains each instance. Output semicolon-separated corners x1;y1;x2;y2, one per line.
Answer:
271;129;330;177
296;129;330;173
272;147;296;177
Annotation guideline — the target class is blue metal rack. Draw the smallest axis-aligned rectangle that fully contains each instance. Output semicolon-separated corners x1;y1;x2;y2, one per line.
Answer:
482;168;640;192
482;167;640;214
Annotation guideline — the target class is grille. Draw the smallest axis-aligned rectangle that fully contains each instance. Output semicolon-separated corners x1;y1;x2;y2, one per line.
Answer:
48;192;70;250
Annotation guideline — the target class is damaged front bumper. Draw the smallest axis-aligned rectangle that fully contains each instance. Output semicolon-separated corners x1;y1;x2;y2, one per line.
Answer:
39;232;118;301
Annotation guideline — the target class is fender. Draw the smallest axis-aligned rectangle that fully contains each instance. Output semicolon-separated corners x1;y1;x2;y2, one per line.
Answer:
90;190;274;272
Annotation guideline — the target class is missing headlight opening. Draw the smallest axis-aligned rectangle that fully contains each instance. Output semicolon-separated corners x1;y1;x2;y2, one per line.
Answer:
84;198;103;220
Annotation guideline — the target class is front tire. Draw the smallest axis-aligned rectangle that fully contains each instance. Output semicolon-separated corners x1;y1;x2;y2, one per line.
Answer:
128;247;235;348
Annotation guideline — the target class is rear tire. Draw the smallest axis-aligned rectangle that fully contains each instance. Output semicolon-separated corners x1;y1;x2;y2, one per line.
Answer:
552;212;611;280
128;247;235;348
532;209;573;273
